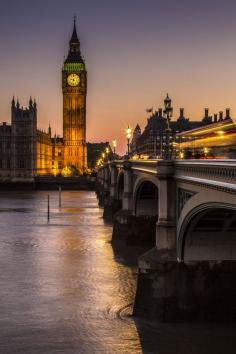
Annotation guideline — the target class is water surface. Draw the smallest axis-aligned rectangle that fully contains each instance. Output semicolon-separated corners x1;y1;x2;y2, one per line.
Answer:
0;191;235;354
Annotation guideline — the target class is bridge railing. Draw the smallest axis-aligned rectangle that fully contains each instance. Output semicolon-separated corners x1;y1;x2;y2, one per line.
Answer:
99;159;236;186
174;159;236;191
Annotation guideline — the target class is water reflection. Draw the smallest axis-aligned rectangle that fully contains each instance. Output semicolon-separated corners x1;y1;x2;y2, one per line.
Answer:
0;191;235;354
0;191;142;354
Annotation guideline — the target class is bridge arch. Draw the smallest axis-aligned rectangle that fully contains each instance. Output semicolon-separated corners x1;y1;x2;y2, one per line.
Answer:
178;202;236;261
133;178;159;217
127;177;159;246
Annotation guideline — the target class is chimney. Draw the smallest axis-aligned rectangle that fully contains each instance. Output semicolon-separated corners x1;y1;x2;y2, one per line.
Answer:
205;108;209;118
179;108;184;118
219;111;223;121
225;108;230;119
214;114;218;123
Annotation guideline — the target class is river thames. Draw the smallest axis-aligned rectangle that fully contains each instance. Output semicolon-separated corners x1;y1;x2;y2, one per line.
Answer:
0;191;236;354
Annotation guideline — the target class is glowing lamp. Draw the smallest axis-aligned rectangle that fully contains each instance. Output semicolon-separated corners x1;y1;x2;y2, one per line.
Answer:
112;140;117;154
125;126;132;157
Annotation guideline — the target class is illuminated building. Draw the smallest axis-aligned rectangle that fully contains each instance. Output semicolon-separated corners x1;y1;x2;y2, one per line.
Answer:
62;18;87;174
0;20;88;180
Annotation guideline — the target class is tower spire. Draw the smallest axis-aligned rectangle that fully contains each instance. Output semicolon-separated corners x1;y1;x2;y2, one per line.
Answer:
64;16;84;64
70;15;79;45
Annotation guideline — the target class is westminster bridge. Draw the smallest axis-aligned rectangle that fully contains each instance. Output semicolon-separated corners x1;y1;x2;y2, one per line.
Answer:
96;159;236;321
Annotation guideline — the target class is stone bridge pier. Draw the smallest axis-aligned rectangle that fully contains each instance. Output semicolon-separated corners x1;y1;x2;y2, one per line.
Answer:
97;159;236;322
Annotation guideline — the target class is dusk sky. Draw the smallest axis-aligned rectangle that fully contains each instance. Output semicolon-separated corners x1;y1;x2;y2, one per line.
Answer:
1;0;236;153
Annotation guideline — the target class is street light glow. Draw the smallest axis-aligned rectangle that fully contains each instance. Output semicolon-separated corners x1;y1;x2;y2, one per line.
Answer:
126;127;132;140
125;126;132;157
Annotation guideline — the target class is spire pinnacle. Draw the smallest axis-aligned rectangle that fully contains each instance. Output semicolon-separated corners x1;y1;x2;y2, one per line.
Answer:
70;15;79;45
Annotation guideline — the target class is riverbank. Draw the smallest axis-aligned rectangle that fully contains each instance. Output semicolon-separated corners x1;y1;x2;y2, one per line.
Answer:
0;176;95;190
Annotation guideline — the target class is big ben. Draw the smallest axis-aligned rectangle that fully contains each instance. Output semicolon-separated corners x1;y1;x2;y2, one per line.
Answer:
62;19;87;174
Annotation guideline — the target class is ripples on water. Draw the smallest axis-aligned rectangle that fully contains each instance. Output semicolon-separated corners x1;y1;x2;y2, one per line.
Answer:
0;191;235;354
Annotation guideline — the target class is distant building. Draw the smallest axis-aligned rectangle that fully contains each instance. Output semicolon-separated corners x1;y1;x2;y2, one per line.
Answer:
0;98;60;180
131;95;232;157
87;142;112;170
130;125;141;154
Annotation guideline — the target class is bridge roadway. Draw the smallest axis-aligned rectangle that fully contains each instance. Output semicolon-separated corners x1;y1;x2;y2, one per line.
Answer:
97;159;236;321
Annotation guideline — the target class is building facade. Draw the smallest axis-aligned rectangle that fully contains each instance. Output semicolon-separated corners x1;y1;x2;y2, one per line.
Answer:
131;95;232;158
0;20;88;180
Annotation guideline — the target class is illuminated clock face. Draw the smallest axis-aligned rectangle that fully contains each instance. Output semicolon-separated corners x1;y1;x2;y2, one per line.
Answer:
67;73;80;86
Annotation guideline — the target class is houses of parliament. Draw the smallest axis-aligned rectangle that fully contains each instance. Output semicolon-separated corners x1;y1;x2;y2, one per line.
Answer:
0;20;87;180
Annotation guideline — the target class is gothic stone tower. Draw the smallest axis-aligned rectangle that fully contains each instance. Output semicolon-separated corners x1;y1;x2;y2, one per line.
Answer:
11;97;37;180
62;20;87;174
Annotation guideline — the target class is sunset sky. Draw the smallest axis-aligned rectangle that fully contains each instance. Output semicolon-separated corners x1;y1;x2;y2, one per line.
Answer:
0;0;236;153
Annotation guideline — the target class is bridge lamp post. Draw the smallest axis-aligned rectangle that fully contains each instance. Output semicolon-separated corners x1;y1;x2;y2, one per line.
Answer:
105;147;110;163
163;94;173;160
112;139;117;155
126;126;132;157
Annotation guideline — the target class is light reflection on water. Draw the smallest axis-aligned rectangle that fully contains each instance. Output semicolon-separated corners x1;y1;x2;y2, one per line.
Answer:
0;191;235;354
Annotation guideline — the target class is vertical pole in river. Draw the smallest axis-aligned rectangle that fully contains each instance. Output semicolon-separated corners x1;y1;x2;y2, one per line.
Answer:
47;194;50;221
59;186;62;209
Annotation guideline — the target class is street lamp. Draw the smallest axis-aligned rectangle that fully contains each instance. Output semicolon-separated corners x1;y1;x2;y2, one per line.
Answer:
163;94;173;160
112;139;117;154
105;147;109;154
126;126;132;157
104;147;110;163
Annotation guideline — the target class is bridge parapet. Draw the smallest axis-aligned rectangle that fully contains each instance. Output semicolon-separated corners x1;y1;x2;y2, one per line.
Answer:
175;160;236;192
130;160;158;175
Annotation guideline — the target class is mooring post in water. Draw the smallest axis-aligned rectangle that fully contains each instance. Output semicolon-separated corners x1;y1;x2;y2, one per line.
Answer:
47;194;50;221
59;186;62;208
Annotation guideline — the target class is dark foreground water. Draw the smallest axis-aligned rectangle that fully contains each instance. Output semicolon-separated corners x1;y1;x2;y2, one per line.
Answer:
0;191;236;354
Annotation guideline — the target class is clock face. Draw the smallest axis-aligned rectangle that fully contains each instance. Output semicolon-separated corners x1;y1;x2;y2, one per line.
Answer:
67;73;80;86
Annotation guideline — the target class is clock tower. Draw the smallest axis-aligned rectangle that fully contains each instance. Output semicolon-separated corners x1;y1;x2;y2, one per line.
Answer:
62;19;87;174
